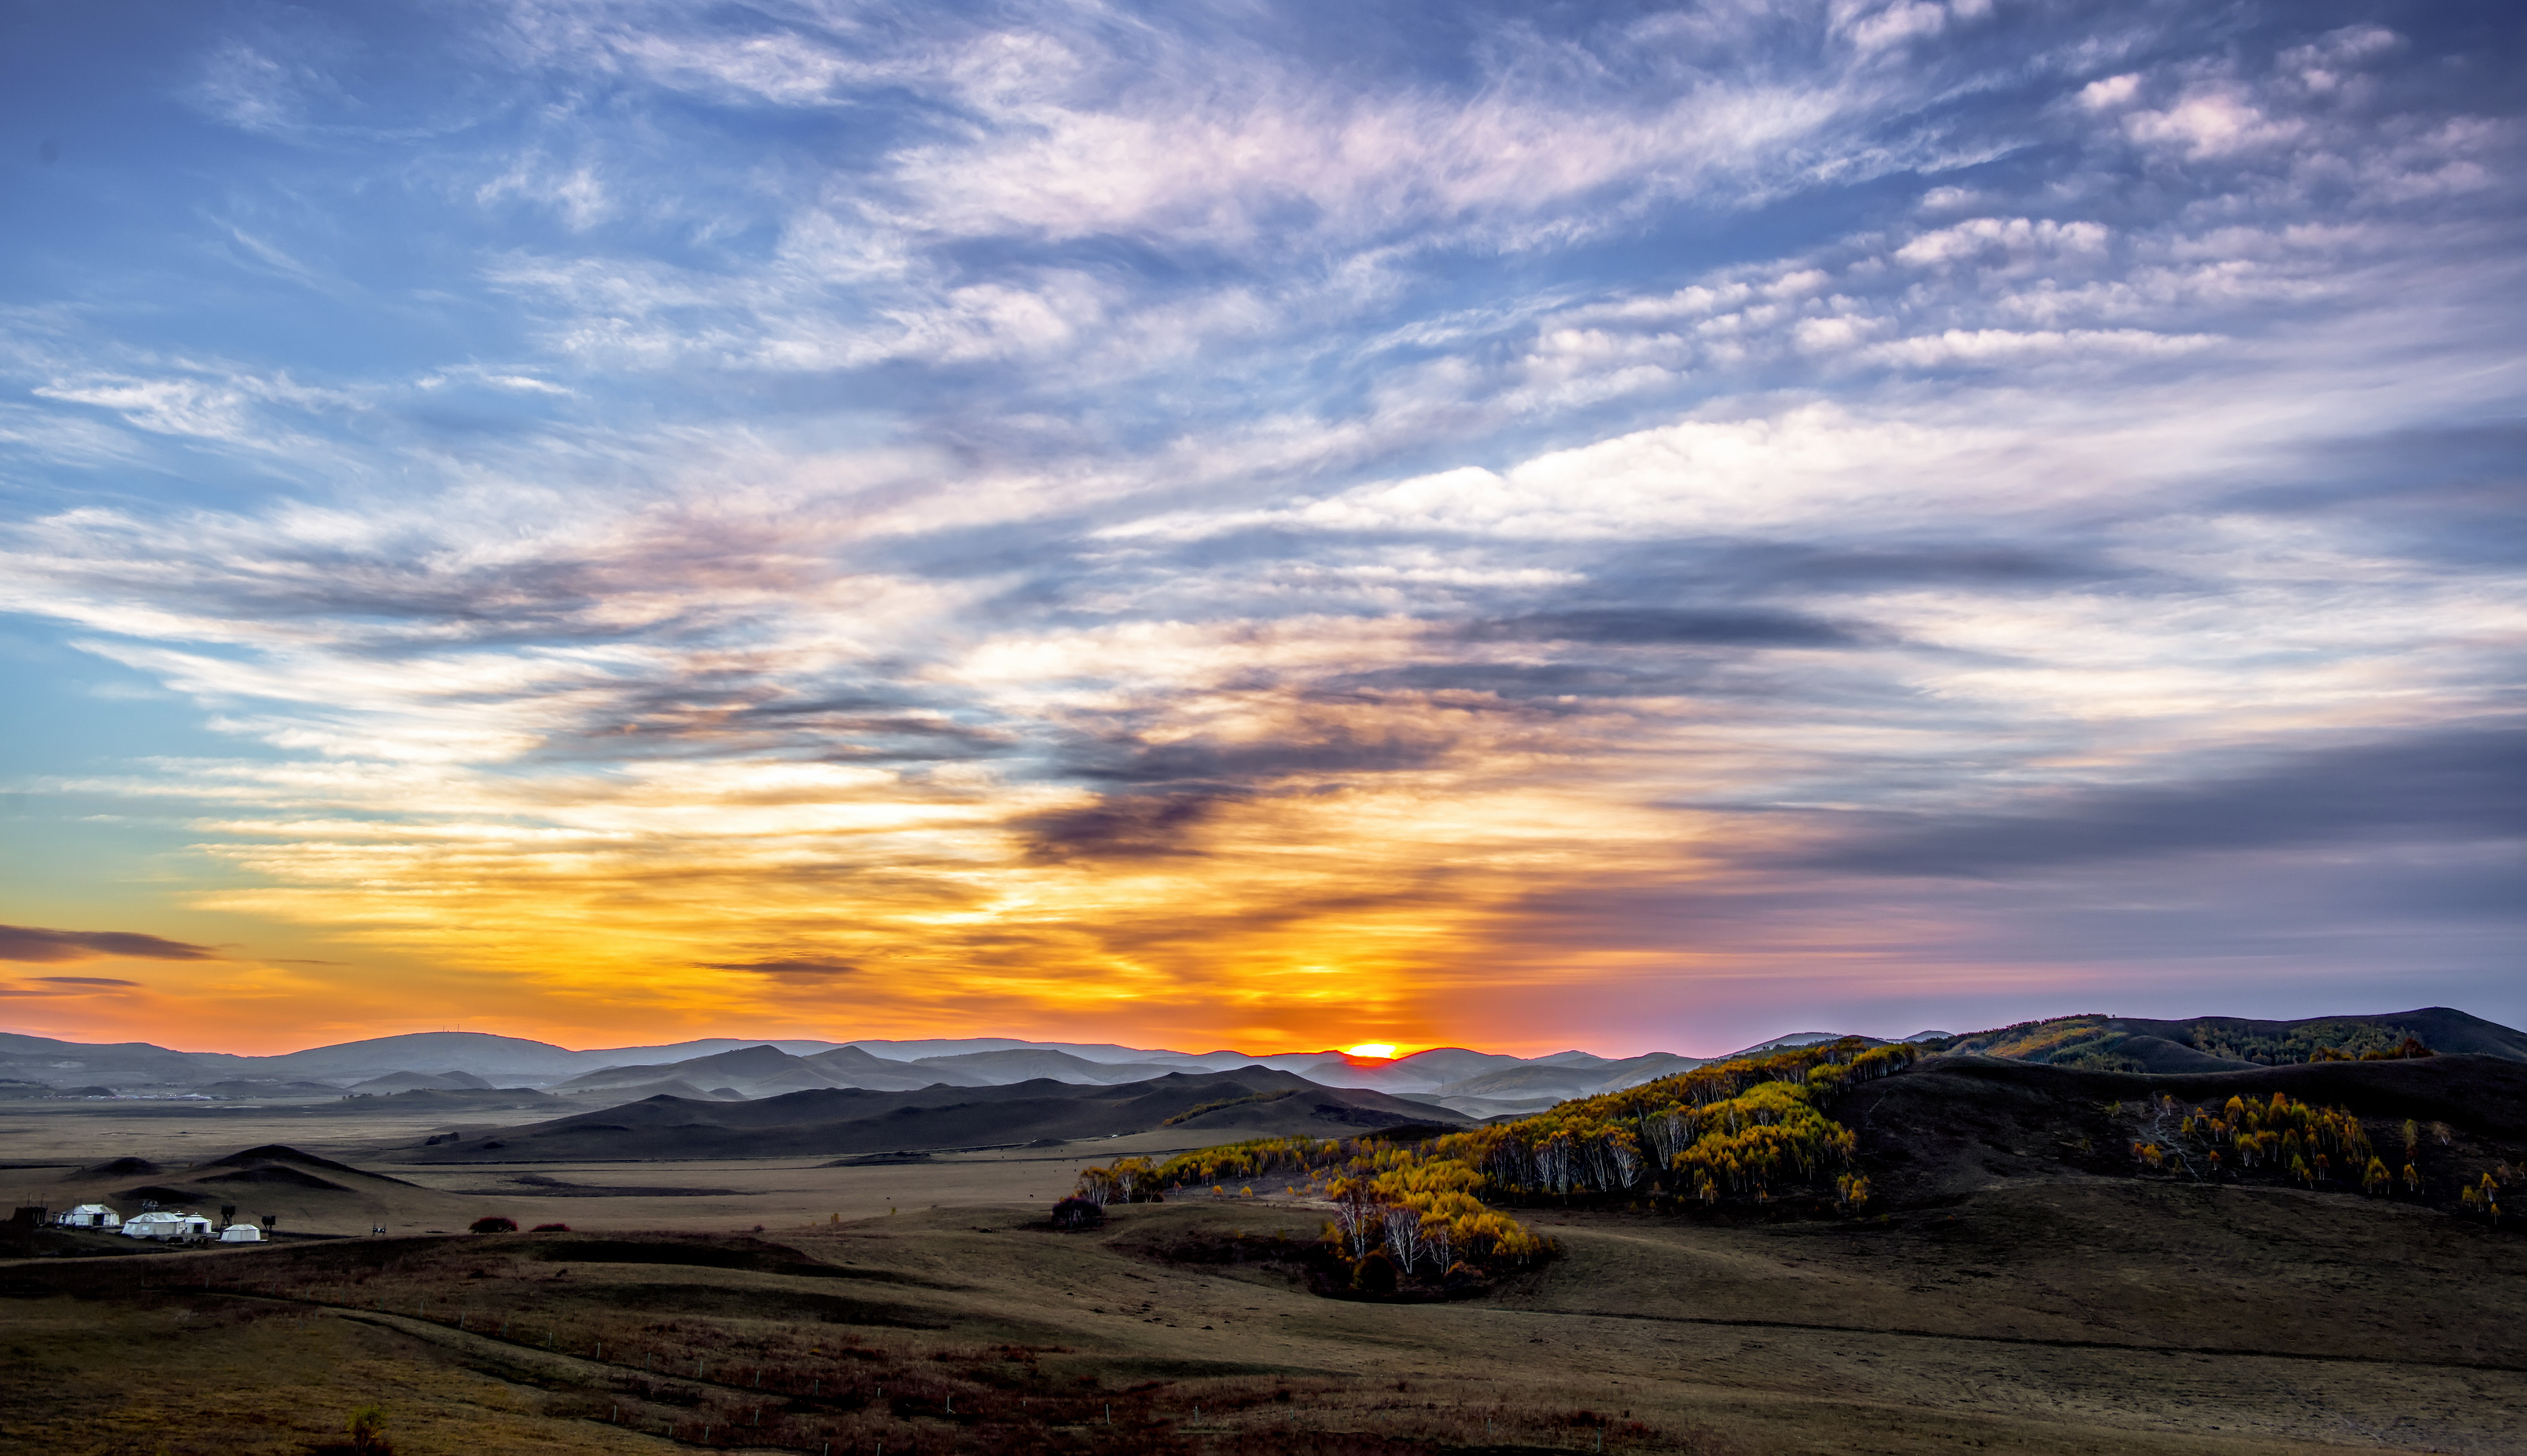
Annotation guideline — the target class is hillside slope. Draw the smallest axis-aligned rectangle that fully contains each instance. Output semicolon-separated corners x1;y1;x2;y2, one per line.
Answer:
397;1069;1461;1161
1840;1052;2527;1209
1930;1006;2527;1072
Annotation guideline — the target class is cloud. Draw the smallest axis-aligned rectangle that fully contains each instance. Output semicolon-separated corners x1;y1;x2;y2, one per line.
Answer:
0;926;221;963
1465;608;1869;648
1792;724;2527;878
1019;791;1239;863
30;975;145;987
702;957;858;982
2124;87;2307;160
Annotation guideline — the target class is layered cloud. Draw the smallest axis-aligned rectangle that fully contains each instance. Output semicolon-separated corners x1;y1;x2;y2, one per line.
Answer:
0;1;2520;1052
0;926;221;964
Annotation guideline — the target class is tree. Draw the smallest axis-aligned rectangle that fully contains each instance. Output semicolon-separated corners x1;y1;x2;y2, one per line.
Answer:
1049;1196;1104;1231
1420;1209;1454;1273
468;1216;516;1234
1351;1250;1398;1296
347;1405;392;1455
1326;1177;1380;1259
1381;1202;1426;1273
1835;1174;1870;1212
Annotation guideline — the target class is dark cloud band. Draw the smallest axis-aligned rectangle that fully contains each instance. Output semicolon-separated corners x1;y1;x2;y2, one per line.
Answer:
0;925;221;965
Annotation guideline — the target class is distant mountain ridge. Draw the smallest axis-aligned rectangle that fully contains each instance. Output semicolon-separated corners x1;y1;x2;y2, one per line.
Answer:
4;1009;2518;1107
0;1028;1742;1107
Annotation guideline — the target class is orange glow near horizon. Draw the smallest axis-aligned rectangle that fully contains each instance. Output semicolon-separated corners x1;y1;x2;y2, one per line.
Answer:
3;672;1812;1057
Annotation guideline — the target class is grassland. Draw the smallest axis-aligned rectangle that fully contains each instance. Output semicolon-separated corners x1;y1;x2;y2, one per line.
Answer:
5;1060;2525;1454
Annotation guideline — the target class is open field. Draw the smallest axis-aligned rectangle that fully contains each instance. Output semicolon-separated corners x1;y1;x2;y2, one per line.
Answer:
8;1185;2527;1455
7;1068;2527;1455
2;1096;1245;1237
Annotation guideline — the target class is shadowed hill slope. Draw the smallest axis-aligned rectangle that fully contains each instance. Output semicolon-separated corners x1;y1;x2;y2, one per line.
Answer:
1841;1052;2527;1208
398;1069;1462;1161
33;1143;460;1238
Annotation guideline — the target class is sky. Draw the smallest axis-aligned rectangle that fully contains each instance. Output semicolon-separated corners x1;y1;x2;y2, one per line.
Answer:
0;0;2520;1058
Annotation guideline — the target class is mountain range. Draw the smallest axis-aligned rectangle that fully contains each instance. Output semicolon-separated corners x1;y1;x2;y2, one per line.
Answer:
5;1011;2519;1118
0;1027;1881;1117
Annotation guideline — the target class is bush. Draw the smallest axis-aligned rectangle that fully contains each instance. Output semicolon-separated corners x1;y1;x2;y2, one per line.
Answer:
1049;1196;1105;1230
468;1216;517;1234
1351;1250;1398;1296
529;1222;570;1232
347;1404;391;1455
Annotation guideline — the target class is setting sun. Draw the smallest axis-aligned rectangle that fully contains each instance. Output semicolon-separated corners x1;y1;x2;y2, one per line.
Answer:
1345;1043;1398;1060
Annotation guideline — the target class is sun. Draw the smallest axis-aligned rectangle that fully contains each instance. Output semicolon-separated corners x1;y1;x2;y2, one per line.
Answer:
1345;1042;1397;1060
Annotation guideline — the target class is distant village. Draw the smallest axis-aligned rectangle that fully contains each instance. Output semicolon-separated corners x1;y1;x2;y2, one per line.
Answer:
47;1201;274;1243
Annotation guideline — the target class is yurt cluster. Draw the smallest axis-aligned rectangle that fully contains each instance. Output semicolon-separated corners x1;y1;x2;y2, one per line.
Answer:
55;1201;273;1243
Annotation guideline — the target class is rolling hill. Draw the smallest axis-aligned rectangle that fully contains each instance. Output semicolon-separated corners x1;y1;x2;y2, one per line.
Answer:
1930;1007;2526;1072
397;1068;1462;1161
1839;1049;2527;1213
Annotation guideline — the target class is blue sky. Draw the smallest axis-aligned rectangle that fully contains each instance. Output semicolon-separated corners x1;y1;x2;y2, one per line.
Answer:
0;0;2521;1055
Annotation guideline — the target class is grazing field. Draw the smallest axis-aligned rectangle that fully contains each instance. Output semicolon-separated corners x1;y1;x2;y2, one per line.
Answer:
6;1062;2526;1455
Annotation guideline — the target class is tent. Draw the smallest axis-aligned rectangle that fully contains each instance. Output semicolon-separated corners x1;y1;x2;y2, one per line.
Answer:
123;1210;213;1240
58;1203;122;1229
218;1223;264;1242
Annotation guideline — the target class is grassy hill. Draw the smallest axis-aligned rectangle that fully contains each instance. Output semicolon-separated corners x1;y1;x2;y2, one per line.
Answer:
1842;1051;2527;1213
1923;1006;2527;1071
396;1068;1460;1162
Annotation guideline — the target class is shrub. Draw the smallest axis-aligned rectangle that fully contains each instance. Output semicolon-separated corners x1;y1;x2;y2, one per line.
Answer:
468;1216;517;1234
529;1222;570;1232
1351;1250;1398;1296
347;1404;391;1455
1049;1196;1104;1231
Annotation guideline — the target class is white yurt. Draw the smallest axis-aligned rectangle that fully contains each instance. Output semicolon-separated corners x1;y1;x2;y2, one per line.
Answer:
123;1210;213;1240
218;1223;264;1242
58;1203;122;1229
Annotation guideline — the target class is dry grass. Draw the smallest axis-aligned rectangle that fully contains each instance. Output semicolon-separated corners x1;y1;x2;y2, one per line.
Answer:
11;1181;2525;1455
8;1085;2527;1455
